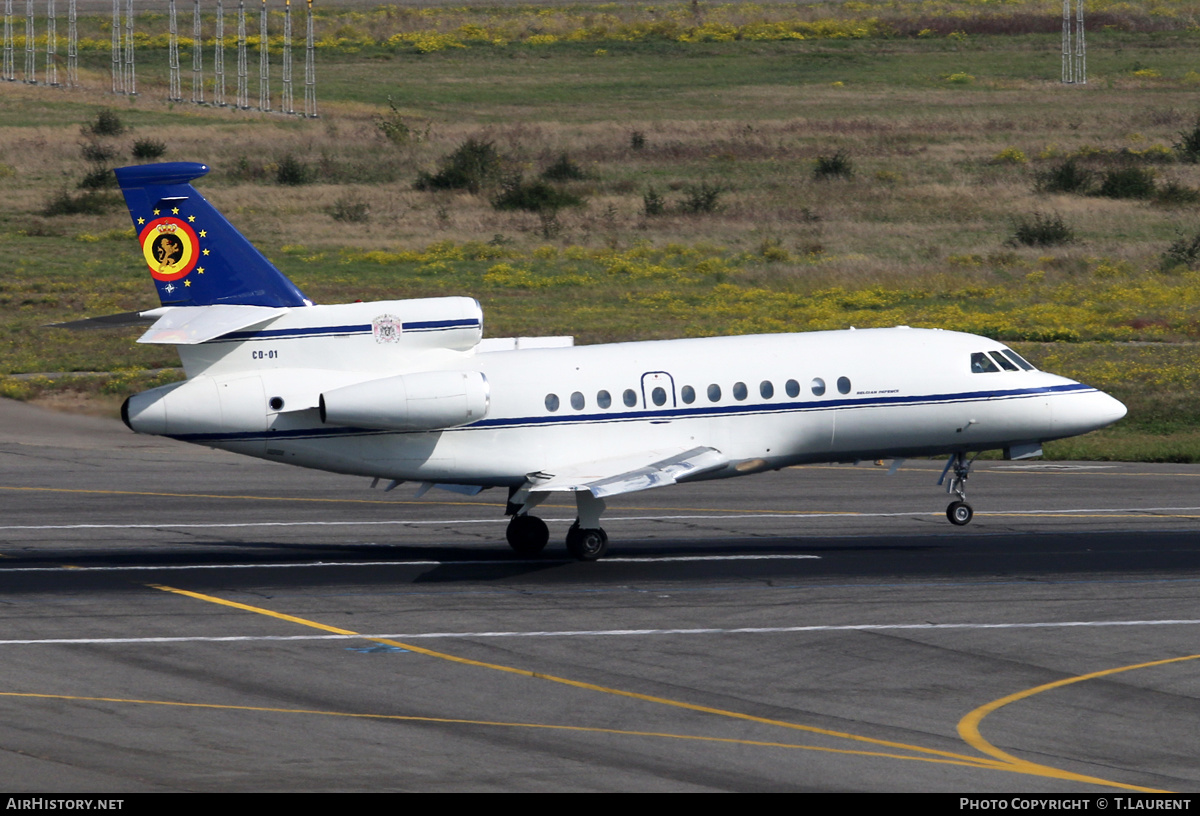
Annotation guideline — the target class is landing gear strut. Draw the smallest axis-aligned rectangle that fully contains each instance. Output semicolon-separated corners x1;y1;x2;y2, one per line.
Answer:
506;514;549;555
939;451;977;526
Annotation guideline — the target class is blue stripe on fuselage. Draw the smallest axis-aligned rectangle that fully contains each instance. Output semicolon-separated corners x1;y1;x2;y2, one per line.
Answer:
216;318;481;343
166;382;1093;443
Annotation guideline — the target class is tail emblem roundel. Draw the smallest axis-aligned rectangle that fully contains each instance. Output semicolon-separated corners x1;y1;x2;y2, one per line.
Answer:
139;217;201;281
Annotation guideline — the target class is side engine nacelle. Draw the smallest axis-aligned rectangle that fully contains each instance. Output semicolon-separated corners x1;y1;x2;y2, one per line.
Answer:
319;370;489;432
122;376;265;438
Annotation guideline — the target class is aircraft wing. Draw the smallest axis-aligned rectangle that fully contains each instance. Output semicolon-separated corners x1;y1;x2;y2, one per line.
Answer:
515;446;728;501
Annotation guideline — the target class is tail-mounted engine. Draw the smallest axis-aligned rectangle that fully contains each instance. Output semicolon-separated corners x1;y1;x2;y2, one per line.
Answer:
319;370;489;432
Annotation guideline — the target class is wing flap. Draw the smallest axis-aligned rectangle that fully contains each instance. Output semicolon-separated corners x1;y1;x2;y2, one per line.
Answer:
517;446;728;501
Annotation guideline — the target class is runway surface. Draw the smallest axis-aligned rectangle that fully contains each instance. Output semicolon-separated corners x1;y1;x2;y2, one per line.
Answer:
0;399;1198;792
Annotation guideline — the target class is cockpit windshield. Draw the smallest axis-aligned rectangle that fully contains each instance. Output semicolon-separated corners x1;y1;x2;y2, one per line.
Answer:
971;348;1036;373
1001;349;1035;370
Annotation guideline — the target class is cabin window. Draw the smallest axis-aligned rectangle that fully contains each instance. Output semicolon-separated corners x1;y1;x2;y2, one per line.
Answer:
1002;349;1035;371
651;386;667;407
837;376;851;395
760;381;774;399
733;382;748;401
970;352;1000;373
545;394;560;412
785;379;800;398
681;385;696;404
597;390;612;409
571;391;585;410
811;378;826;396
623;389;637;407
707;384;722;402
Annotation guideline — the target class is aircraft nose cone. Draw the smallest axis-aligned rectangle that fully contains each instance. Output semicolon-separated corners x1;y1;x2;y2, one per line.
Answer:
1057;388;1126;437
1095;391;1128;427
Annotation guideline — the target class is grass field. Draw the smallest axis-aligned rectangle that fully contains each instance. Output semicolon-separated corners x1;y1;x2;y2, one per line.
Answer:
4;1;1200;459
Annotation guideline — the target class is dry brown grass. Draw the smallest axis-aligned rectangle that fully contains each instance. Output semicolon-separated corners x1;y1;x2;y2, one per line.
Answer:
4;23;1200;299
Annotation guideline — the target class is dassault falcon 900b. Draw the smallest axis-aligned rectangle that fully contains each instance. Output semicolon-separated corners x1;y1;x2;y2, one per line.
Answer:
68;162;1126;560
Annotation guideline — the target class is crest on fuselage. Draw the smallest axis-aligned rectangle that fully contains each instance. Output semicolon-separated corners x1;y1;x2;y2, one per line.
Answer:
138;217;200;281
372;314;403;343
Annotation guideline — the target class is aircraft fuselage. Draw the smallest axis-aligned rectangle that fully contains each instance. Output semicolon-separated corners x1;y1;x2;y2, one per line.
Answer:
125;322;1124;488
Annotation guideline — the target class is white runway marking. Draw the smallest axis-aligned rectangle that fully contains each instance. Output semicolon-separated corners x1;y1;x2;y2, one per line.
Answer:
0;554;822;572
2;505;1200;531
1;619;1198;647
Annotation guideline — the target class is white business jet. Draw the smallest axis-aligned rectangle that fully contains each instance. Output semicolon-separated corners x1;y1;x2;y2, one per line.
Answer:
78;163;1125;560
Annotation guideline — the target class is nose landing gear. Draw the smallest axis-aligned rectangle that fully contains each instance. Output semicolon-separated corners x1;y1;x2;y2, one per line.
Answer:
946;500;973;526
940;452;977;526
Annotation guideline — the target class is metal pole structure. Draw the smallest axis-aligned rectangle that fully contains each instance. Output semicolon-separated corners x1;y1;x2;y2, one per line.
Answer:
110;0;121;92
123;0;134;94
257;0;267;111
213;0;224;105
236;0;247;108
303;0;314;117
191;0;202;102
3;0;14;82
168;0;181;100
280;0;291;114
1061;0;1072;83
23;0;34;83
1075;0;1086;84
45;0;57;86
1061;0;1086;85
66;0;75;86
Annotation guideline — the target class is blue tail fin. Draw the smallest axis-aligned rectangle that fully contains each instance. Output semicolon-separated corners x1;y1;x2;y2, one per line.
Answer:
114;162;311;308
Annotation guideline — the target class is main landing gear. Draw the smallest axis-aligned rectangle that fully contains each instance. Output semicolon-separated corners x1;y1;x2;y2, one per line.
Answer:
566;522;608;561
939;451;977;526
505;513;549;555
505;491;610;561
505;515;610;560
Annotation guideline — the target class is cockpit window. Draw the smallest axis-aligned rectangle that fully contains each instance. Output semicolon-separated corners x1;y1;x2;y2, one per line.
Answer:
973;349;1036;373
1001;349;1035;371
989;351;1019;372
970;352;1000;373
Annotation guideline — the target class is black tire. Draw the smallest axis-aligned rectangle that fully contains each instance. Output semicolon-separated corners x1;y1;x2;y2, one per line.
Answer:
947;501;974;526
506;514;549;555
565;523;608;561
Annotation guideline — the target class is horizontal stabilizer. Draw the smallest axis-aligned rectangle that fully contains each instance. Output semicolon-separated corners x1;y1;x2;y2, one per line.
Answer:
50;311;158;330
137;305;286;345
516;446;728;501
